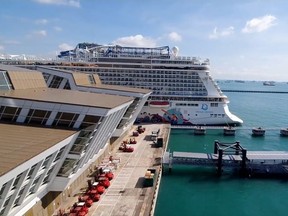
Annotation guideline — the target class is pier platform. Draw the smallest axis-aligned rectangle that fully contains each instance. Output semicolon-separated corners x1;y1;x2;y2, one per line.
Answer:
163;141;288;176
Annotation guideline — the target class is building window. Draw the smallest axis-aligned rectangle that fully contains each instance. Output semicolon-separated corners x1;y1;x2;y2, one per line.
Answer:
12;173;22;190
42;73;50;82
80;115;101;129
54;147;65;162
69;137;90;154
88;74;96;84
49;76;63;88
24;109;51;125
27;164;37;179
57;158;77;177
0;183;7;199
28;175;41;194
52;112;79;128
0;71;13;90
13;186;26;207
63;81;71;90
0;106;21;122
41;155;52;169
3;196;11;209
42;167;54;184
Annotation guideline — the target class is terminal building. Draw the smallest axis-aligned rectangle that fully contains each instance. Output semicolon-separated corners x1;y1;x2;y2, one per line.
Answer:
0;64;151;216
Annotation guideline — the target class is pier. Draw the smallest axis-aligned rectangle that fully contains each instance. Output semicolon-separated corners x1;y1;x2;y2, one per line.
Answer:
162;141;288;176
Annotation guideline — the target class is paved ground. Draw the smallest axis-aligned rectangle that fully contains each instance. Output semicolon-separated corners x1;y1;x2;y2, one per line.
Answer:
57;123;170;216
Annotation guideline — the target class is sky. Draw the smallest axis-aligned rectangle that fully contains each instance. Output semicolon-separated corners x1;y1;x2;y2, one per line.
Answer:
0;0;288;81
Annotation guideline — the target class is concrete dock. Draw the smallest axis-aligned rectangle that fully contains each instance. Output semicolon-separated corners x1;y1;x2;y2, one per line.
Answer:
56;123;170;216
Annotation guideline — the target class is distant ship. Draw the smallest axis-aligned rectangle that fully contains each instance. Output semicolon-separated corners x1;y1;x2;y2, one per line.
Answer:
57;43;243;126
263;81;276;86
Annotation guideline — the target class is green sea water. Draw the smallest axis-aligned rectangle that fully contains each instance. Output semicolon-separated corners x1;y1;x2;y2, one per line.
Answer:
155;81;288;216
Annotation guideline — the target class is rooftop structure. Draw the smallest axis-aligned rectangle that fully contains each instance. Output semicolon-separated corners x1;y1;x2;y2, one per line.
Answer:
18;65;152;137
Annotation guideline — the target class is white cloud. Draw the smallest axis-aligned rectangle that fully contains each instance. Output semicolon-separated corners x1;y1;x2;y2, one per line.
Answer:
58;43;74;51
33;0;80;8
54;26;62;31
33;30;47;37
168;32;182;42
242;15;277;33
35;19;48;25
0;45;4;51
209;26;234;39
113;35;156;47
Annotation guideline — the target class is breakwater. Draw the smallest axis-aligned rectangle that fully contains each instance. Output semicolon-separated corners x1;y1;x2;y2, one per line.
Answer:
222;89;288;94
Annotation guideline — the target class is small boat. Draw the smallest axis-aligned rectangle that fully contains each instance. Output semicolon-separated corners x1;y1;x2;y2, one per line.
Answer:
280;128;288;136
194;126;206;135
223;126;236;136
252;127;265;136
263;81;275;86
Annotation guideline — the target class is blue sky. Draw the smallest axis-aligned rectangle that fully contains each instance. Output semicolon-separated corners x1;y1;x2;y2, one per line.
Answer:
0;0;288;81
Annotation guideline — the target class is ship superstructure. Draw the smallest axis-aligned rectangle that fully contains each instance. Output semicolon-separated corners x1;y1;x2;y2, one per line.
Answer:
56;43;243;125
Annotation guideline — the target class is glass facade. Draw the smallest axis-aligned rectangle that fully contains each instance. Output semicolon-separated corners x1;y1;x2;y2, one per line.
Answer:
0;71;12;90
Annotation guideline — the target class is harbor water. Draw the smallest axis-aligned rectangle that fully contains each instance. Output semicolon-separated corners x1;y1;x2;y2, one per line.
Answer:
155;81;288;216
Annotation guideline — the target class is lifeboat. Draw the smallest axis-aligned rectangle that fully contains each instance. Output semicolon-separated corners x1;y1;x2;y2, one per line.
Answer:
149;101;170;108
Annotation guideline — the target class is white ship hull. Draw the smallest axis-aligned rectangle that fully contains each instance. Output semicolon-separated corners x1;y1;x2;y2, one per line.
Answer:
136;101;242;125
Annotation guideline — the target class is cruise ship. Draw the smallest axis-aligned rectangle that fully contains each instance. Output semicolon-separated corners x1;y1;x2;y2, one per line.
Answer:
55;43;243;125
